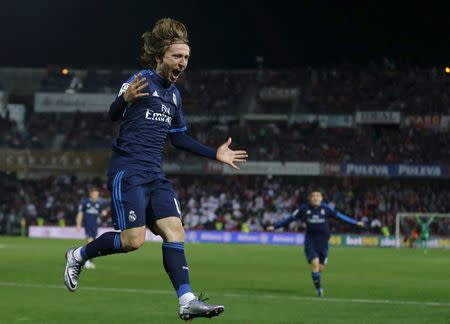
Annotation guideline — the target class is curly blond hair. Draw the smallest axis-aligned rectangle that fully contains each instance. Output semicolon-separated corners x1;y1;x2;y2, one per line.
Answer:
140;18;189;68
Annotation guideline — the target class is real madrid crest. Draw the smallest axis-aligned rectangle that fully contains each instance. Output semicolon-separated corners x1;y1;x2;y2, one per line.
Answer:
128;210;137;222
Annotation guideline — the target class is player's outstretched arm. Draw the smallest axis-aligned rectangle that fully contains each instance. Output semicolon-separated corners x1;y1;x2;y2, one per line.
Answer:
109;73;149;121
216;137;248;170
169;132;218;159
169;135;248;169
267;209;300;231
415;215;421;223
335;211;364;227
426;215;436;226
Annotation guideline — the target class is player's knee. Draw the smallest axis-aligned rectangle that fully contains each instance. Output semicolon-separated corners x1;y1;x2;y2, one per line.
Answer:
129;240;144;251
164;228;185;242
120;233;145;251
160;231;184;243
310;258;320;271
155;217;185;242
122;237;145;251
120;227;146;251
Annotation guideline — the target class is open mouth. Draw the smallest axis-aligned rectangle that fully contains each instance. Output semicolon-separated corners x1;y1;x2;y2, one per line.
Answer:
171;69;182;79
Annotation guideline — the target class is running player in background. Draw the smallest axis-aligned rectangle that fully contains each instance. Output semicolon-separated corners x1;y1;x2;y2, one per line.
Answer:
64;18;247;321
415;214;436;253
267;189;364;297
76;187;107;269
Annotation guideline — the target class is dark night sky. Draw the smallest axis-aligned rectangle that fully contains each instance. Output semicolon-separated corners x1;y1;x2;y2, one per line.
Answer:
0;0;449;69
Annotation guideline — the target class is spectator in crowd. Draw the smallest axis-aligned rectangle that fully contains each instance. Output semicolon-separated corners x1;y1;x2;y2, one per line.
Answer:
2;172;448;237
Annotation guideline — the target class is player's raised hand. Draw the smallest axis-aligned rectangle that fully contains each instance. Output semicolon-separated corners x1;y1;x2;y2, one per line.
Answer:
216;137;248;170
357;221;365;227
124;73;149;102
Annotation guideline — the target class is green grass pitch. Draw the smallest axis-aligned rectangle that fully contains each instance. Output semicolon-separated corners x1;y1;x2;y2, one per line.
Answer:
0;237;449;323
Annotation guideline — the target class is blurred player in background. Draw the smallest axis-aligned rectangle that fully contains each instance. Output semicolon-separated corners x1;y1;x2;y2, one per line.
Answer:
267;189;364;297
76;187;107;269
415;214;435;252
64;18;247;321
404;228;419;248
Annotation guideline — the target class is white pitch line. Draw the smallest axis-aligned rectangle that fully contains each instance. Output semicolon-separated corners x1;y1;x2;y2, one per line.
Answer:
0;281;449;308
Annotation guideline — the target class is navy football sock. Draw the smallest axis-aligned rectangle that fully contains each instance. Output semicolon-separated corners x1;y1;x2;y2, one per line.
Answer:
162;242;193;297
80;232;125;260
312;271;321;290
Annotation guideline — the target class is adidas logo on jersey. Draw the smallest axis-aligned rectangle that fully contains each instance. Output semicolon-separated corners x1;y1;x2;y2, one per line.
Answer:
173;93;177;106
152;90;159;97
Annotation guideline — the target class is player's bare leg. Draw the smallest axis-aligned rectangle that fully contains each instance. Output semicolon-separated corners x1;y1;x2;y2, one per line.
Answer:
120;226;146;251
154;217;225;321
155;217;185;242
310;258;323;297
311;258;320;272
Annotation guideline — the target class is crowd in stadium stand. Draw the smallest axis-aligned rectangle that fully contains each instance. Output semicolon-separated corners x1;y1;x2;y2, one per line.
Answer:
175;70;253;114
0;112;115;149
176;121;449;163
0;172;107;234
257;62;450;114
0;61;447;163
39;69;252;114
1;173;449;236
174;176;450;235
297;63;450;114
1;64;449;234
38;62;450;114
0;109;448;163
0;113;19;148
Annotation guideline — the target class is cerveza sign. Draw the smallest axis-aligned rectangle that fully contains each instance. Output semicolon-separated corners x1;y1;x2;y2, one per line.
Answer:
342;163;447;178
34;92;115;112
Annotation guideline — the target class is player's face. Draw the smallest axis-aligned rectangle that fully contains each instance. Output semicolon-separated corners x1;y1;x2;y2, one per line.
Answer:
157;43;190;83
309;192;323;206
89;190;99;201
